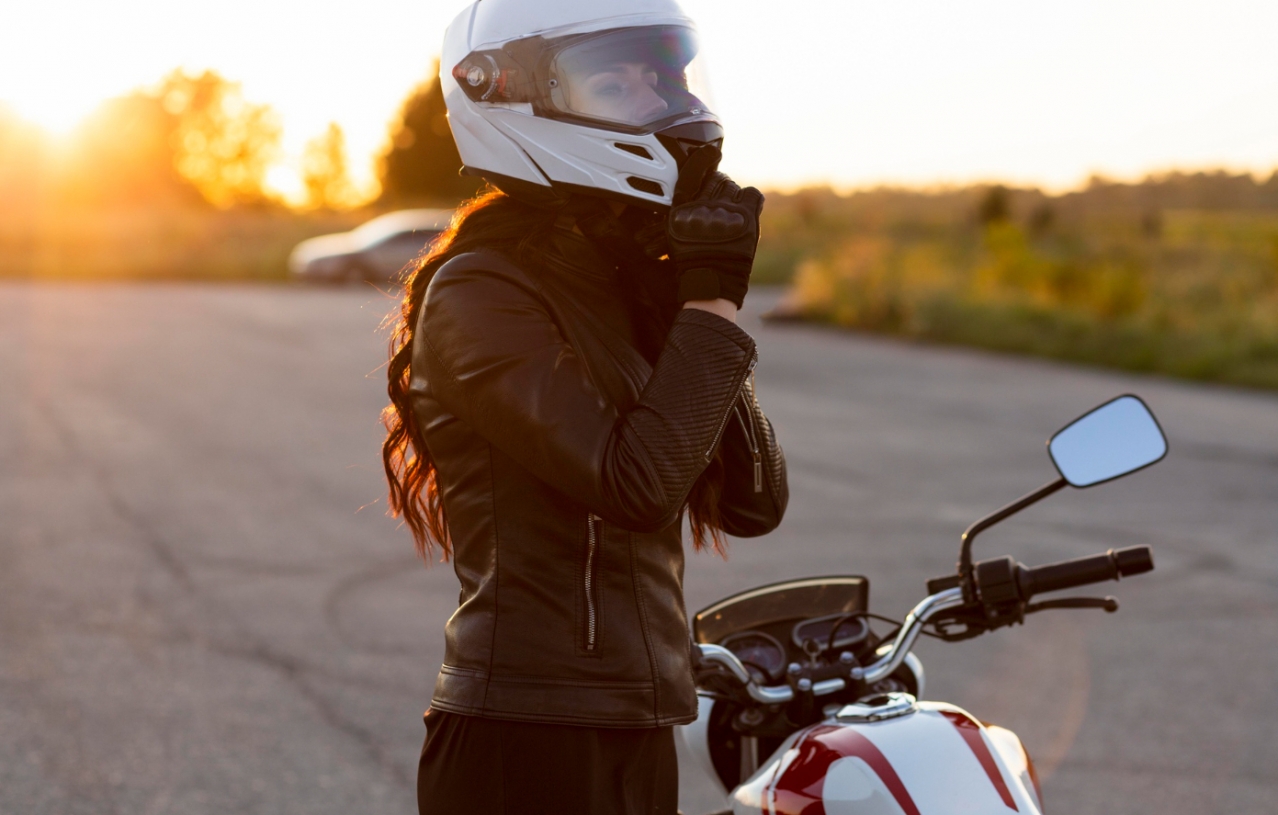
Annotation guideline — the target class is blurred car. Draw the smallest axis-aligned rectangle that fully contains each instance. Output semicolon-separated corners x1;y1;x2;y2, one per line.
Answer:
289;209;452;284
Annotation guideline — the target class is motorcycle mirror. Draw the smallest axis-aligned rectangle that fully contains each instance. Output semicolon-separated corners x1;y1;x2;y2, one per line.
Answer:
1048;395;1167;488
954;393;1167;602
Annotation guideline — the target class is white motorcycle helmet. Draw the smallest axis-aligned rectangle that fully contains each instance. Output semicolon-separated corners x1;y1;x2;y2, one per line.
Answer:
440;0;724;209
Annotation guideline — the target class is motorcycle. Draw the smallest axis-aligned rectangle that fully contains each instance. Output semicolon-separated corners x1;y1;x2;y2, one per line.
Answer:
678;394;1169;815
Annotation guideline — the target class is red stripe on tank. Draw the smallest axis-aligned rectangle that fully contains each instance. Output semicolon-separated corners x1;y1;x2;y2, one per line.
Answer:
768;725;921;815
941;711;1019;811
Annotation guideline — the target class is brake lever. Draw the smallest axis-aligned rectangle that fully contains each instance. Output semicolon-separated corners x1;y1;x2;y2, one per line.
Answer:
1025;595;1119;614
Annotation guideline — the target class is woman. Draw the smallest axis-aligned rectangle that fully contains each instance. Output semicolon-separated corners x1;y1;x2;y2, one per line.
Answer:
381;1;788;812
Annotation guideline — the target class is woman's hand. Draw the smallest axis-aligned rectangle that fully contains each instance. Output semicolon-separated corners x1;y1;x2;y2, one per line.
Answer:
666;146;765;312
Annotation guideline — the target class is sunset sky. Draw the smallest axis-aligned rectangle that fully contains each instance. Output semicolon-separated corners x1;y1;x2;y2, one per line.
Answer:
3;0;1276;198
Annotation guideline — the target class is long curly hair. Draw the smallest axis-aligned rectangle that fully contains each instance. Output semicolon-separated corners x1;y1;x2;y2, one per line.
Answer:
382;189;728;561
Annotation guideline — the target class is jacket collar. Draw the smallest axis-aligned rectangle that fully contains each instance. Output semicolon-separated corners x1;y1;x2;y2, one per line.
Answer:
538;223;619;284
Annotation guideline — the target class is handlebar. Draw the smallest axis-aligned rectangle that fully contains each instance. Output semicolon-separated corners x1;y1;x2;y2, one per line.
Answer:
696;587;966;705
1022;546;1153;595
860;588;965;684
976;545;1154;606
698;545;1155;706
697;644;803;705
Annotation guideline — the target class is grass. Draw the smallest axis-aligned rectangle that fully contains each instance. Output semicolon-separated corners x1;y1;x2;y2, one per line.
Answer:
0;206;366;282
770;201;1278;389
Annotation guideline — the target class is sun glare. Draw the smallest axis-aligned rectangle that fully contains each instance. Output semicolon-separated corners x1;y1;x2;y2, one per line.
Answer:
1;0;1275;201
4;91;102;138
265;165;306;208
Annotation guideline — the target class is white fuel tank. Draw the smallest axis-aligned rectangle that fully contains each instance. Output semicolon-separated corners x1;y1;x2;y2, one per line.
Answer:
731;697;1043;815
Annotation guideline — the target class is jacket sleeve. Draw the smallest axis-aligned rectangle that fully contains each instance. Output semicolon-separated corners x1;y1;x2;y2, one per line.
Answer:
413;255;758;532
713;375;789;538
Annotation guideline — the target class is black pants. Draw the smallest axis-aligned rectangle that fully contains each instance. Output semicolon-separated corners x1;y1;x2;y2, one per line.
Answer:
417;708;679;815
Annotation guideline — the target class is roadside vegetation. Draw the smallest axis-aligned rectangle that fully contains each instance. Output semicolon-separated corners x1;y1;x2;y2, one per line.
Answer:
762;174;1278;389
0;206;365;282
4;67;1276;387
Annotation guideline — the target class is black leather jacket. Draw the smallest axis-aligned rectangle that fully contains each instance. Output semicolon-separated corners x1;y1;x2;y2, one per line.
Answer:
409;229;788;728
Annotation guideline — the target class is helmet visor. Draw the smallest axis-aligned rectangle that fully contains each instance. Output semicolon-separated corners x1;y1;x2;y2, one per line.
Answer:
546;26;715;131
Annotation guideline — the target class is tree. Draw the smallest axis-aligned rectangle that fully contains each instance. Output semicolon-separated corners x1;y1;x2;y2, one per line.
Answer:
378;62;483;205
160;70;282;208
302;122;361;210
60;91;200;207
1027;203;1056;237
977;185;1011;225
58;69;281;208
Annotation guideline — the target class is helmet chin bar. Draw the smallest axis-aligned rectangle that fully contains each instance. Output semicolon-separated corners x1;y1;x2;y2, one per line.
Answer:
464;165;672;213
463;117;724;213
655;121;725;170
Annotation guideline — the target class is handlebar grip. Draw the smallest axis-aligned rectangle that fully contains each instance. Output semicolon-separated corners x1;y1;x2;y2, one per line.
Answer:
1113;545;1155;578
1022;545;1154;597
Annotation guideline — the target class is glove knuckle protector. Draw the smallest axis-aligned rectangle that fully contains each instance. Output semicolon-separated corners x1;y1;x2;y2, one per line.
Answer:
670;204;749;243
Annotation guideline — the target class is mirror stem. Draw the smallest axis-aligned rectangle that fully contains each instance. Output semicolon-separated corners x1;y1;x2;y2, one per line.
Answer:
958;477;1067;603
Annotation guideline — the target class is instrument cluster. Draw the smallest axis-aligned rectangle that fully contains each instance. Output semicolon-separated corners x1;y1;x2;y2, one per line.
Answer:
720;613;872;683
719;631;787;683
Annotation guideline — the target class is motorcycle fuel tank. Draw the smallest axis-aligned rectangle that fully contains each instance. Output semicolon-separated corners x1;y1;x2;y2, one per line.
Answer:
731;700;1042;815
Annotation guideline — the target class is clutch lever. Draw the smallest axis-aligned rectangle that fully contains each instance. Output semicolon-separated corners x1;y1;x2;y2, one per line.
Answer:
929;595;1118;642
1025;595;1119;614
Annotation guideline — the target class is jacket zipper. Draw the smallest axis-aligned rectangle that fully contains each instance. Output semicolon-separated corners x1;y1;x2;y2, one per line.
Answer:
735;373;763;493
706;349;760;459
584;513;601;652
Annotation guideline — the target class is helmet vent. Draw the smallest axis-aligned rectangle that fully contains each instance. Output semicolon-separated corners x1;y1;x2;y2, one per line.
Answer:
626;177;664;197
614;143;654;160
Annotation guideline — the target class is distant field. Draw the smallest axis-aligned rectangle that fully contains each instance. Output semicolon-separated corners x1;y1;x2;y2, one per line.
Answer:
5;175;1277;390
761;184;1278;390
0;207;366;282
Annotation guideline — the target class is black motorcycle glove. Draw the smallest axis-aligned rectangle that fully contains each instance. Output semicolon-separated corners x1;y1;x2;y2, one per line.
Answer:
666;147;765;308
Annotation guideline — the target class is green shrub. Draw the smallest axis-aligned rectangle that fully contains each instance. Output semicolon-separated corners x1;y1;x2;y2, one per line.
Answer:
779;211;1278;389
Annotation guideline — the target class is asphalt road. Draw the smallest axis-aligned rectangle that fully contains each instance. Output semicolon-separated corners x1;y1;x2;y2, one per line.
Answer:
1;283;1275;815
